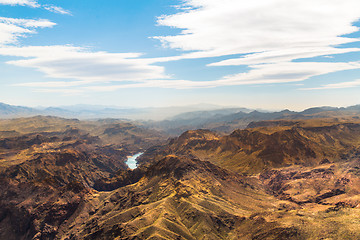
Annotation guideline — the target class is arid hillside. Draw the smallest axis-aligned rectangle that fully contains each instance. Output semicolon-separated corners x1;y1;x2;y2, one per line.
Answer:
0;117;360;239
139;119;360;174
0;116;166;240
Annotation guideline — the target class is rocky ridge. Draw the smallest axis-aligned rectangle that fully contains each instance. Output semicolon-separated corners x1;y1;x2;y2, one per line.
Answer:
1;117;360;239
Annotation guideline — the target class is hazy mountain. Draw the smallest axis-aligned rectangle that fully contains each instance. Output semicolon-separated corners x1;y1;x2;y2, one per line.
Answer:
2;102;360;135
300;106;340;114
0;102;232;120
0;102;40;117
169;107;253;120
147;105;360;135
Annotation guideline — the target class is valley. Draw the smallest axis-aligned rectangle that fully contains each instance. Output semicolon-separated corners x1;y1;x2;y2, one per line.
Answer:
0;113;359;239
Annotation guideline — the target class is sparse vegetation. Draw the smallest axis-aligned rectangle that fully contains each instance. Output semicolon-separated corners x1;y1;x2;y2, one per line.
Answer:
1;116;360;239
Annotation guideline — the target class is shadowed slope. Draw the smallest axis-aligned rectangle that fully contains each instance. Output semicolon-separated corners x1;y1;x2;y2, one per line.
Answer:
63;155;302;240
1;117;360;239
0;117;166;240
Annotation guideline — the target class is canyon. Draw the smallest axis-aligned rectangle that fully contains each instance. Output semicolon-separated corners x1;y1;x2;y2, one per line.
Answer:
0;113;359;239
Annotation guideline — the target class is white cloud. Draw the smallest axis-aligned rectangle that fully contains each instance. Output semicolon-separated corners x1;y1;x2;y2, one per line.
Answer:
0;0;39;8
156;0;360;58
82;61;360;91
0;17;55;45
0;0;71;15
218;62;360;85
33;88;84;95
43;5;72;15
14;81;84;88
301;79;360;90
0;1;162;92
0;45;169;83
0;15;165;88
208;47;360;66
147;0;360;89
0;17;56;28
2;0;360;92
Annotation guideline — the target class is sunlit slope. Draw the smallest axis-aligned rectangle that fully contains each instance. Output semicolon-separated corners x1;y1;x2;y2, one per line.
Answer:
139;120;360;174
63;155;301;240
1;117;360;239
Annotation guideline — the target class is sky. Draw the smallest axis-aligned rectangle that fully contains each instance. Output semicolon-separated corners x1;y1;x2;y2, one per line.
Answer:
0;0;360;110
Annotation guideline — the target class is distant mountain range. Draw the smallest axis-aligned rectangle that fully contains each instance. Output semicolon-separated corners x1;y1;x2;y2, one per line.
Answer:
1;102;360;135
0;102;39;116
145;105;360;135
0;102;233;120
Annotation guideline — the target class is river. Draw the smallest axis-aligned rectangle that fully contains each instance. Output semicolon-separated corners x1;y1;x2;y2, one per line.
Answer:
125;152;143;169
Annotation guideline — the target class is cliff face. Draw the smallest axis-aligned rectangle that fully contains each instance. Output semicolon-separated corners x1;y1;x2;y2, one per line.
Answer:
0;117;166;240
50;155;304;240
1;117;360;239
139;122;360;174
0;129;129;240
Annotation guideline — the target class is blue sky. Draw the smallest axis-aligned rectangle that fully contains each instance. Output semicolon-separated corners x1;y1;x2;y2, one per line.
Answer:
0;0;360;110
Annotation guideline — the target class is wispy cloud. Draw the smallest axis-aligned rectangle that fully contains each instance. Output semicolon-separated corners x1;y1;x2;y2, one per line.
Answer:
81;61;360;91
0;13;167;89
149;0;360;88
0;17;56;28
0;17;55;45
156;0;360;59
207;48;360;67
1;0;360;92
0;0;71;15
0;0;39;8
301;79;360;90
14;81;85;88
32;88;85;95
0;46;169;83
43;5;72;15
218;62;360;85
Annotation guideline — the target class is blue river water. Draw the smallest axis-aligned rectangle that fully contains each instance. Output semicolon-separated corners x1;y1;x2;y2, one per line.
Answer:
125;152;143;169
